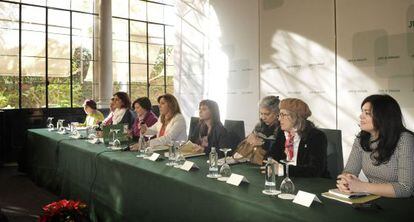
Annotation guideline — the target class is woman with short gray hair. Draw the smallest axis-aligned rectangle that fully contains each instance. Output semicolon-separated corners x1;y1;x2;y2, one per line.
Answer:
246;95;281;153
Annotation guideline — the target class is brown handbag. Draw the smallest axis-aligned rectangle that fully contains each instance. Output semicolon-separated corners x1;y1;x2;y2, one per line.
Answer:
233;139;266;165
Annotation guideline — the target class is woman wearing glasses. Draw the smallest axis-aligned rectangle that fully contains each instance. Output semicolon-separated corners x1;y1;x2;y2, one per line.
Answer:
337;94;414;197
268;98;329;177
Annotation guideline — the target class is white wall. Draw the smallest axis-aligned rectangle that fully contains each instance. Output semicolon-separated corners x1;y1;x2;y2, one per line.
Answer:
175;0;259;133
175;0;414;165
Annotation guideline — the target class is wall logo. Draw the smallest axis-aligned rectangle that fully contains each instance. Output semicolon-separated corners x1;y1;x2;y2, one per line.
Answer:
409;20;414;28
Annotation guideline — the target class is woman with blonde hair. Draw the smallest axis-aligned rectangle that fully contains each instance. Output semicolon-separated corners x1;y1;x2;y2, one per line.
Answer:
141;94;187;147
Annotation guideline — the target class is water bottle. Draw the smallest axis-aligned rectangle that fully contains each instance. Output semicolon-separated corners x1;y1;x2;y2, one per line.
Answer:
136;131;146;158
208;147;219;178
264;156;277;194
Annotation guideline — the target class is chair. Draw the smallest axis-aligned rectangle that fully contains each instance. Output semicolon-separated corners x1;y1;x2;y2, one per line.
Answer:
224;120;245;149
188;117;200;139
152;105;160;117
320;128;344;179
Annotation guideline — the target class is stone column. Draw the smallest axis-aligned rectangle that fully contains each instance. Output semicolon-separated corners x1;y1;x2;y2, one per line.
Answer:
98;0;112;108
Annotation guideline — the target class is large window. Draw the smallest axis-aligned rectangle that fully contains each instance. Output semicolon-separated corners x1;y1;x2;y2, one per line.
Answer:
0;0;175;109
112;0;175;104
0;0;98;108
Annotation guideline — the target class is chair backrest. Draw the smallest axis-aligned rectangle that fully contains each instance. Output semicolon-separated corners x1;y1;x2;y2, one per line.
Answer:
224;119;245;149
152;105;160;117
188;117;200;138
320;128;344;179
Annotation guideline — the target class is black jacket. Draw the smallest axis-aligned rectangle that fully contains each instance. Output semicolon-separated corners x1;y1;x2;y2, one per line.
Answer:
119;109;136;130
269;125;329;178
189;122;230;156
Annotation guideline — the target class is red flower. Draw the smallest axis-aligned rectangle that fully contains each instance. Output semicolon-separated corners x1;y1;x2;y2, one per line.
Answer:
39;199;87;222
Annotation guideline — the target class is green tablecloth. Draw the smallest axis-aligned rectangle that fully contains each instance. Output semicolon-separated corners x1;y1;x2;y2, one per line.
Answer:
25;129;414;222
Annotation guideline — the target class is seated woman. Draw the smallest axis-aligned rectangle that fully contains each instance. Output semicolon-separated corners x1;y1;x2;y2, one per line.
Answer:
107;92;135;129
141;94;187;147
337;94;414;198
130;97;158;141
268;98;329;177
79;99;104;127
189;99;229;155
246;96;280;154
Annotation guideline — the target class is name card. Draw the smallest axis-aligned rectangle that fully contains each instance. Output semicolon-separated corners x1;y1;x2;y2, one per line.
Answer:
148;153;160;161
180;161;199;171
226;173;249;186
293;190;322;207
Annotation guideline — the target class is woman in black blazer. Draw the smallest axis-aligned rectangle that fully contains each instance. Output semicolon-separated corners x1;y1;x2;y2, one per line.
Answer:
189;100;230;156
268;98;329;178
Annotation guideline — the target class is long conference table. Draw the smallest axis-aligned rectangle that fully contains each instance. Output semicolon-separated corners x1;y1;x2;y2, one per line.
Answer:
24;129;413;222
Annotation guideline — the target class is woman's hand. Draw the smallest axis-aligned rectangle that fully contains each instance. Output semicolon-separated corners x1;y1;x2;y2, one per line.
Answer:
246;133;264;146
193;144;205;153
336;173;359;193
129;143;139;151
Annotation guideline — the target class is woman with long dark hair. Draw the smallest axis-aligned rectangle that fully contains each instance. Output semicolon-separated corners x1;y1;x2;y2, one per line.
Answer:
337;94;414;197
189;99;229;155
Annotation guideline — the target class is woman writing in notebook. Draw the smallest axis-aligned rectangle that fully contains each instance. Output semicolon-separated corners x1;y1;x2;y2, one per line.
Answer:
337;94;414;198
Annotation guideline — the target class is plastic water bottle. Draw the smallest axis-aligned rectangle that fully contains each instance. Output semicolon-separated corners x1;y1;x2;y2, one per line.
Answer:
264;157;277;194
208;147;219;178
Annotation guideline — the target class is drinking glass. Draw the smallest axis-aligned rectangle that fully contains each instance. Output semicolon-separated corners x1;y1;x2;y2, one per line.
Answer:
278;161;296;200
46;117;54;130
217;148;232;181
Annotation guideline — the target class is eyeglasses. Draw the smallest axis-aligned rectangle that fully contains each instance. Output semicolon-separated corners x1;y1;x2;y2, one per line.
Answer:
277;113;290;119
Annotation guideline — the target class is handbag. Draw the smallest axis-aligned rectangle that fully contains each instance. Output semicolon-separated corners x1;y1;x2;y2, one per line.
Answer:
232;139;266;165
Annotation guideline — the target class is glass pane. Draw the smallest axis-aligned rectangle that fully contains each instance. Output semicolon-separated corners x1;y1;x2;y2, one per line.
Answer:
130;21;146;43
149;64;164;85
130;82;147;101
0;55;19;75
149;85;165;104
73;80;93;108
130;42;146;63
148;44;163;65
0;76;19;109
73;48;93;80
0;2;19;22
22;0;46;6
22;57;45;77
113;83;129;94
48;58;70;77
48;80;70;108
71;0;94;13
164;5;175;25
48;9;70;33
112;0;128;18
22;6;45;24
21;79;46;108
22;31;46;57
130;0;146;21
113;62;129;83
165;26;175;45
72;12;94;38
47;0;70;9
48;33;70;59
166;84;174;95
166;65;174;78
148;24;164;44
113;18;128;41
166;46;173;65
0;29;19;56
113;40;129;62
131;63;146;83
148;2;164;23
